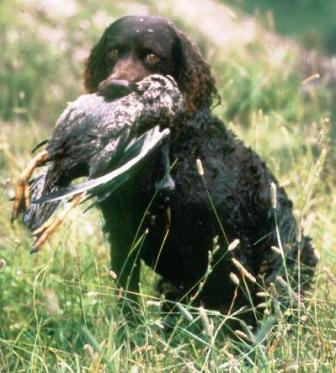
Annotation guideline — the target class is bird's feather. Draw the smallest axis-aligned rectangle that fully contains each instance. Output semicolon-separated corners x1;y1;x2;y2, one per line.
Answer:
34;126;170;203
21;75;184;231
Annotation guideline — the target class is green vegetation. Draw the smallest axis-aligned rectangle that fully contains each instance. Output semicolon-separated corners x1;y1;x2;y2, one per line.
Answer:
1;0;335;371
225;0;336;53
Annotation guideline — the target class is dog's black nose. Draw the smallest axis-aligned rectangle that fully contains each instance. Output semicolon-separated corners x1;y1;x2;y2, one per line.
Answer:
98;79;135;99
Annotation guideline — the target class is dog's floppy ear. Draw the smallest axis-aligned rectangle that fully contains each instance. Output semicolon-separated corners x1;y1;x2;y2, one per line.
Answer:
84;33;109;93
174;29;220;112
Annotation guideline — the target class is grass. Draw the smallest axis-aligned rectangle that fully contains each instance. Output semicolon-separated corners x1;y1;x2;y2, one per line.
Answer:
1;0;336;371
224;0;336;54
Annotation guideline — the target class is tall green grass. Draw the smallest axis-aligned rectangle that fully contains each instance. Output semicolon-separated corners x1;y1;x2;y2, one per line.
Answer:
224;0;336;54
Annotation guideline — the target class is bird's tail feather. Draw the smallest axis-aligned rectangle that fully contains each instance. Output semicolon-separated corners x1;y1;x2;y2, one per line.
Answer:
33;126;170;205
22;174;61;231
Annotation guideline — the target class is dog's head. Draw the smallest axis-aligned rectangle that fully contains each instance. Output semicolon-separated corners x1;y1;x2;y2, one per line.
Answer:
84;15;219;111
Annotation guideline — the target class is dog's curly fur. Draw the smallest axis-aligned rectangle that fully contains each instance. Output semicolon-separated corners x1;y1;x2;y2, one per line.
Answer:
84;15;318;321
84;15;219;112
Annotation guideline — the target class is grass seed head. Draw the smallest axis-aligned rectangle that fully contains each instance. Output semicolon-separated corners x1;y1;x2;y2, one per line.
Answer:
196;158;204;176
228;238;240;252
230;272;240;286
84;344;96;360
234;329;253;343
176;302;194;322
109;270;117;280
271;245;284;256
270;182;277;209
231;258;256;283
199;306;214;337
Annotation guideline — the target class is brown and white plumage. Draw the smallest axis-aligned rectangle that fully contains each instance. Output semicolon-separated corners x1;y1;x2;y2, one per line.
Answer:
22;74;184;232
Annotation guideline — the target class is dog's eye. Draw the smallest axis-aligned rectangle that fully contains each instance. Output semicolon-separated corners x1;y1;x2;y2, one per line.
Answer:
108;48;119;59
145;53;160;64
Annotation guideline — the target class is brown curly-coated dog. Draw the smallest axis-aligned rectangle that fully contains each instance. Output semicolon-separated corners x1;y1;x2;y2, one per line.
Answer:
84;15;318;323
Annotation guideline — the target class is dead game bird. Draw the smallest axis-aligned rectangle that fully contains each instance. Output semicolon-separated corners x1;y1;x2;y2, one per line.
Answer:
12;74;184;251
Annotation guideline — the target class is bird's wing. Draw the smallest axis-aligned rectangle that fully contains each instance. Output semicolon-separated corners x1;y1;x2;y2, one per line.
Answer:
33;126;170;204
